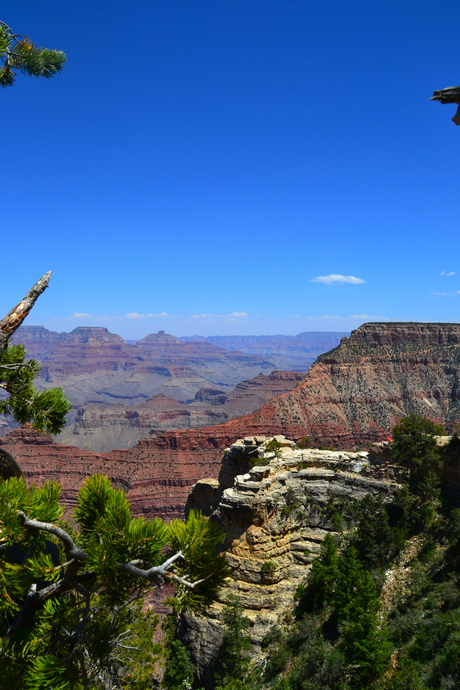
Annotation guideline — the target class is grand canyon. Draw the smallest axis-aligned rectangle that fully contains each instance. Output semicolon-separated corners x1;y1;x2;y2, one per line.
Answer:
2;321;460;521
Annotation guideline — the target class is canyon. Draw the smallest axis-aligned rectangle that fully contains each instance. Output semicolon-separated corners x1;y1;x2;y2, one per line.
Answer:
9;326;277;408
179;332;349;371
58;370;305;452
2;326;344;443
2;322;460;521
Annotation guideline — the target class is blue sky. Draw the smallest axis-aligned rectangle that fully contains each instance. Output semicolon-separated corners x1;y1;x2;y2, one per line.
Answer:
2;0;460;338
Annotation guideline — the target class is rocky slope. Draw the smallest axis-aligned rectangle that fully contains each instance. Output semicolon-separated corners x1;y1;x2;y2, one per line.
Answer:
0;426;242;520
179;321;460;449
57;371;305;452
180;436;403;686
3;322;460;521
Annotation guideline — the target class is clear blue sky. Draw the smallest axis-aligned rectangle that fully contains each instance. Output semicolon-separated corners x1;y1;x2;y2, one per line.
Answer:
2;0;460;338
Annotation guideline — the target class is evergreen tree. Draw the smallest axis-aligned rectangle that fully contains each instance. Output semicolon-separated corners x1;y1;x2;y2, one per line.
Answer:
0;21;66;87
162;638;196;690
295;533;340;615
350;494;402;568
0;273;71;438
216;595;253;690
336;547;390;685
392;414;444;492
391;414;445;531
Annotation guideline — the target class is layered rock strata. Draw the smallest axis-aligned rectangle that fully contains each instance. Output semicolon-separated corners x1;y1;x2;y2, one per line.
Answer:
4;322;460;520
0;426;242;520
177;322;460;450
57;371;304;452
181;436;402;686
9;326;277;411
186;332;349;371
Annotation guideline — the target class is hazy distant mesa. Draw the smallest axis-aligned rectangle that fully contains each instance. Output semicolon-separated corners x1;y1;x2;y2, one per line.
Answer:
1;326;348;446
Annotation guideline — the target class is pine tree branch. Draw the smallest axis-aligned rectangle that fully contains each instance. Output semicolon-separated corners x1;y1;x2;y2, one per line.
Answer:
0;362;35;371
117;551;185;584
0;21;20;38
8;511;215;637
0;271;52;357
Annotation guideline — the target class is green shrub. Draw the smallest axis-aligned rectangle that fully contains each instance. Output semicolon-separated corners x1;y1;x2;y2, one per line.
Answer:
265;439;283;457
261;561;277;578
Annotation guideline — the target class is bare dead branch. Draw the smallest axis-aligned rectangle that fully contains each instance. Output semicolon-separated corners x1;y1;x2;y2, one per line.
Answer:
0;271;52;357
17;511;87;562
117;551;184;583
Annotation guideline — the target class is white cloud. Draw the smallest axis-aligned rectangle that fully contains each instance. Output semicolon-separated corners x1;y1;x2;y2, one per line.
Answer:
190;312;248;321
441;271;456;276
431;290;460;296
54;314;89;321
311;274;365;285
123;312;171;319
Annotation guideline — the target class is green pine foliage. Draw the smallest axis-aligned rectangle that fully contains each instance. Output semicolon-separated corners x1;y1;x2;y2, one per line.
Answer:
0;474;228;688
391;414;444;491
0;342;71;435
168;510;230;614
162;631;196;690
0;21;66;87
219;595;252;683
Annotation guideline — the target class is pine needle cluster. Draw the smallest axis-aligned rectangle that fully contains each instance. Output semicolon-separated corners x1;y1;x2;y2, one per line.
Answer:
0;21;66;87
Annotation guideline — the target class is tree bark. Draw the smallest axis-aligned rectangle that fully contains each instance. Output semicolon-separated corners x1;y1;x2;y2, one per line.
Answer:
0;271;52;357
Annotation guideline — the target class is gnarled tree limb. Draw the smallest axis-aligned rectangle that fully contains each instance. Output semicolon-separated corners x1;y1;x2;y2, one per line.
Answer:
431;86;460;125
0;271;52;357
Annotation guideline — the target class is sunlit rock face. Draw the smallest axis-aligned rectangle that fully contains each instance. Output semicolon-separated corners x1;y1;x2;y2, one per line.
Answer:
181;436;402;687
195;321;460;449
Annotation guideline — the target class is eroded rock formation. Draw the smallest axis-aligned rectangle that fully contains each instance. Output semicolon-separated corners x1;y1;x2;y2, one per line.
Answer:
180;436;402;686
188;332;349;371
0;426;241;520
9;326;278;411
184;321;460;449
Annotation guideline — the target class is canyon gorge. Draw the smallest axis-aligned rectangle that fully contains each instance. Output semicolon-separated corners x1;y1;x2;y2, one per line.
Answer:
2;321;460;521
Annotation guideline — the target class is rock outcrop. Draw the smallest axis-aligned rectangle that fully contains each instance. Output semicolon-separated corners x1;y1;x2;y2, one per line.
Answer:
181;436;403;686
57;371;305;452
